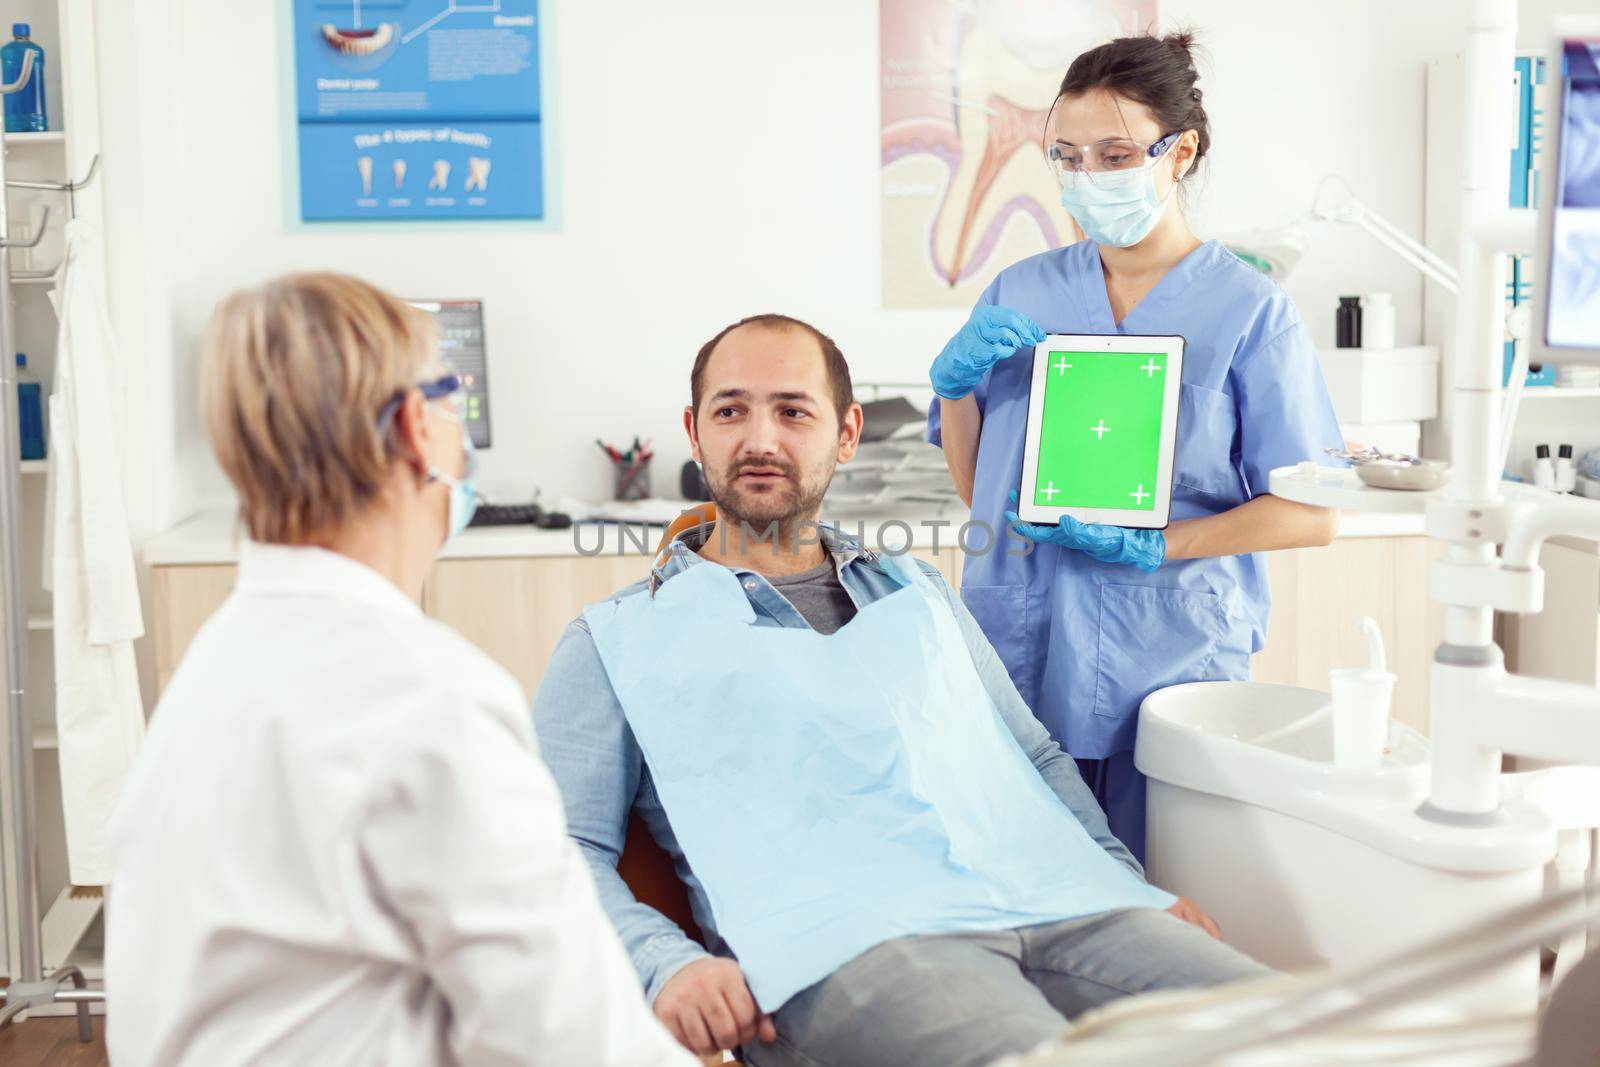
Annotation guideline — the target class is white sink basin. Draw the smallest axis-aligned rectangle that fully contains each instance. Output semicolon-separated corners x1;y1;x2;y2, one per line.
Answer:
1135;681;1551;871
1134;680;1555;1006
1137;680;1429;800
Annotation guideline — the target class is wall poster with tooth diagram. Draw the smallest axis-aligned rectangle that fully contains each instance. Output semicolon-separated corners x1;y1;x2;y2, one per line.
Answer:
289;0;545;221
879;0;1155;308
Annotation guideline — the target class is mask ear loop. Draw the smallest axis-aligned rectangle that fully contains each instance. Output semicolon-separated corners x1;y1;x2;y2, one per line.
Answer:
420;400;471;490
1160;133;1193;203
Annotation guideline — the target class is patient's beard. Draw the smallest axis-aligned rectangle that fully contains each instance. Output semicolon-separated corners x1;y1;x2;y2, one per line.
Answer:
705;456;833;554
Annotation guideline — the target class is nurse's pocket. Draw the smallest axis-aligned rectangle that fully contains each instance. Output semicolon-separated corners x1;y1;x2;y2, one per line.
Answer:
960;584;1032;705
1174;383;1244;499
1093;583;1227;722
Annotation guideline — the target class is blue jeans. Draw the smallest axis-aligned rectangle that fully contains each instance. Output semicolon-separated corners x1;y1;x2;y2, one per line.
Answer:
742;908;1270;1067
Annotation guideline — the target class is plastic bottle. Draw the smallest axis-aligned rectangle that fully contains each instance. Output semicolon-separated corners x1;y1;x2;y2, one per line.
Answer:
1534;444;1555;491
15;354;43;460
1557;444;1577;493
1;24;46;134
1336;296;1362;348
1361;292;1396;349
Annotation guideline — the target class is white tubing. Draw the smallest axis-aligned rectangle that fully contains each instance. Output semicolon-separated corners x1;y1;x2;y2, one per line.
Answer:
1362;616;1387;673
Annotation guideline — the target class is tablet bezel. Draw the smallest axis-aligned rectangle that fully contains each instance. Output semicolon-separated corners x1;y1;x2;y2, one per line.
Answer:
1017;333;1186;530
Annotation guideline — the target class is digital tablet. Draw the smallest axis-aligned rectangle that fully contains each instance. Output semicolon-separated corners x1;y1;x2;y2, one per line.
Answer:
1017;333;1185;529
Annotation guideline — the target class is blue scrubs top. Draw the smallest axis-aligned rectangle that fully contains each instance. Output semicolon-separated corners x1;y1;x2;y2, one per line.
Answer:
928;239;1344;759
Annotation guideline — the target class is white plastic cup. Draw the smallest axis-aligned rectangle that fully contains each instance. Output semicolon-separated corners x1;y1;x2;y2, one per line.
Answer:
1329;668;1395;770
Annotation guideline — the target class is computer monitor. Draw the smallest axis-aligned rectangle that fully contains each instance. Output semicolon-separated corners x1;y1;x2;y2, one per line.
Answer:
407;299;492;448
1536;22;1600;363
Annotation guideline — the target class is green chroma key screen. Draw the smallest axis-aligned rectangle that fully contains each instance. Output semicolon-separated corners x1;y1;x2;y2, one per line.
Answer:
1033;349;1168;511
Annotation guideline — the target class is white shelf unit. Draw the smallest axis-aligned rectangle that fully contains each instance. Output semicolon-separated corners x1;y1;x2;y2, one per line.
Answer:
0;0;107;1016
1519;388;1600;401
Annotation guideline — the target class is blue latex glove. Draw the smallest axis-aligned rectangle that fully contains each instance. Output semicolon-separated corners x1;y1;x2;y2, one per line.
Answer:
929;305;1047;400
1005;491;1166;573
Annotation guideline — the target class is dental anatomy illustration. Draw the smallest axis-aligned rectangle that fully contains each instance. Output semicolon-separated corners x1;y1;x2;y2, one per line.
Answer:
295;0;542;221
879;0;1156;308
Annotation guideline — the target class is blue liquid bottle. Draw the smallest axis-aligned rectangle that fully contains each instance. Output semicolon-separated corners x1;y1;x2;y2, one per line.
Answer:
2;24;46;134
16;354;43;461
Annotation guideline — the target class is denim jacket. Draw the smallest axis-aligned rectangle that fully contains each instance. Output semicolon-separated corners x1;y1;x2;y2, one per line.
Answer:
531;524;1146;1004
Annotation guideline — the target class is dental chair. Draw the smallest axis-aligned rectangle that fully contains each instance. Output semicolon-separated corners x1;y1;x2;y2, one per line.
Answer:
617;814;735;1066
617;812;702;946
622;504;736;1066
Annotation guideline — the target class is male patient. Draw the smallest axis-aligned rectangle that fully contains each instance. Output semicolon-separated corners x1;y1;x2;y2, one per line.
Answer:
533;314;1268;1067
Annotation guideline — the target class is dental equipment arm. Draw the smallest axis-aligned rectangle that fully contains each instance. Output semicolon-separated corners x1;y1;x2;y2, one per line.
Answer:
1417;495;1600;813
1501;494;1600;572
1311;176;1462;294
1011;884;1600;1067
1415;0;1600;822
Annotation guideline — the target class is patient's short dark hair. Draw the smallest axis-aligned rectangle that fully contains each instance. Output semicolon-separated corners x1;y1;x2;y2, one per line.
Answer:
691;314;854;426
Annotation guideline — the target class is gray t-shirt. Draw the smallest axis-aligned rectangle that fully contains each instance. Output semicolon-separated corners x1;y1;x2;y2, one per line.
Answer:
767;559;859;635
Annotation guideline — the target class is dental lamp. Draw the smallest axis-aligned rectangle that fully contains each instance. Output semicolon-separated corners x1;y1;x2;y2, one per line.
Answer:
1224;176;1460;291
1223;176;1542;473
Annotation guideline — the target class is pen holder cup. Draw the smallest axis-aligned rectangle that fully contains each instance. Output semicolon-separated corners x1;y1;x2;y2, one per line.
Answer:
614;458;652;502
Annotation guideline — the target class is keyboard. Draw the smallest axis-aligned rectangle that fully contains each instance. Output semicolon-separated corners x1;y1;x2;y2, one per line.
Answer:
467;503;572;529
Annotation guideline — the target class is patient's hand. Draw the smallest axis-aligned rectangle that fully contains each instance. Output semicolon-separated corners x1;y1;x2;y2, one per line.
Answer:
654;957;778;1056
1166;896;1222;939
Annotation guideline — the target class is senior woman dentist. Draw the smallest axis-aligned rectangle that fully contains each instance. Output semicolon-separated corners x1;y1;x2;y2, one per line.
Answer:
928;33;1344;862
104;273;695;1067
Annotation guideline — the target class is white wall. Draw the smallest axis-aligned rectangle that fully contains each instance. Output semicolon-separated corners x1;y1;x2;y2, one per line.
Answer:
97;0;1497;528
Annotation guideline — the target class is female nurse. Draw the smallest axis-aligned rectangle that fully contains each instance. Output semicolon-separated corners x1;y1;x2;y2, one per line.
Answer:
927;32;1344;862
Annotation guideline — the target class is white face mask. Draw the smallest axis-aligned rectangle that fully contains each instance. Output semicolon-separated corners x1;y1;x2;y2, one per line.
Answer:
427;429;478;540
423;402;478;542
1057;142;1180;248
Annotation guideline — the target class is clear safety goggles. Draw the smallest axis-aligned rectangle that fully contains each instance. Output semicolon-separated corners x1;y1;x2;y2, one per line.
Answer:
1047;130;1182;186
376;373;479;482
375;373;467;431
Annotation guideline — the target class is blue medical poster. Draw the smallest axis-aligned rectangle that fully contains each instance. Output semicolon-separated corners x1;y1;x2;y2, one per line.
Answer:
290;0;544;221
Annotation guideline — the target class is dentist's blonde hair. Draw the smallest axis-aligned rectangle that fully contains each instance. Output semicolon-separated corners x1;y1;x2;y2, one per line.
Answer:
201;272;437;544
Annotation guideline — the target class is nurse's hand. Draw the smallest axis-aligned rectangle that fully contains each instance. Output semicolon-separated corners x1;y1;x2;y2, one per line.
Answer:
1005;492;1166;573
654;957;778;1056
929;305;1046;400
1167;895;1223;940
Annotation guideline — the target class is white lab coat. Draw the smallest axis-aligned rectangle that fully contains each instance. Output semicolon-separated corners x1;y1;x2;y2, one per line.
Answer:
106;541;694;1067
42;219;145;886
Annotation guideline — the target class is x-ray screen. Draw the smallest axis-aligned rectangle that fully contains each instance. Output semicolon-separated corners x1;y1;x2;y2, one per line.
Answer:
1547;38;1600;350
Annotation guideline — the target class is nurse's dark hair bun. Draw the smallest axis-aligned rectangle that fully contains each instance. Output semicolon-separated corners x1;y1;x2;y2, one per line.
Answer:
1055;30;1211;175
